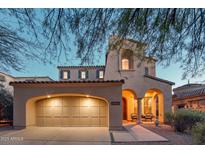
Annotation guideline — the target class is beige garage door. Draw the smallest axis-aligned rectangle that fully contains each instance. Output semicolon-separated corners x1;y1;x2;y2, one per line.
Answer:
36;96;108;127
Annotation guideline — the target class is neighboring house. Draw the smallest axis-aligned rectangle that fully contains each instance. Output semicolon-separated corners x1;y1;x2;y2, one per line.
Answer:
172;83;205;112
10;37;174;130
0;72;53;120
0;72;53;95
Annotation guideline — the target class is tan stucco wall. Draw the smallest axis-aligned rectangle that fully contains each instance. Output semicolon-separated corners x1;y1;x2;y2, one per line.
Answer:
12;82;122;130
26;101;36;126
105;41;173;122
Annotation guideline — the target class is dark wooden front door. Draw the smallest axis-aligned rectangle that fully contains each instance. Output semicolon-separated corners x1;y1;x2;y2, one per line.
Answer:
122;98;127;120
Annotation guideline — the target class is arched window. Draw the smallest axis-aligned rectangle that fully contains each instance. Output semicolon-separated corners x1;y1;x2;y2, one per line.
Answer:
121;49;133;70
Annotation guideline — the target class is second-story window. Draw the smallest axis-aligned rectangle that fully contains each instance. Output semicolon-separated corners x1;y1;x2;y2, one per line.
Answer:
145;67;149;75
99;70;104;79
61;70;70;80
121;49;133;70
97;70;104;79
79;70;88;79
122;59;129;70
81;71;86;79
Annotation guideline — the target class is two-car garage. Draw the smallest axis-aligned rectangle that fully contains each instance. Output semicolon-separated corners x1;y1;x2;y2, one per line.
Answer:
36;96;108;127
11;80;123;130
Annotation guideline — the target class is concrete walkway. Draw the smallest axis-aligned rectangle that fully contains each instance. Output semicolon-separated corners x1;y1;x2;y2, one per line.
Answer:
0;127;111;145
111;124;168;142
0;125;168;144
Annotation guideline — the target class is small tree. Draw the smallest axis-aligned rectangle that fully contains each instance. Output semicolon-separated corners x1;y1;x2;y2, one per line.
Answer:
0;84;13;121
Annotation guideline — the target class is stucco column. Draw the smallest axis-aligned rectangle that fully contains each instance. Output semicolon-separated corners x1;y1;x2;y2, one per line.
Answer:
137;98;142;124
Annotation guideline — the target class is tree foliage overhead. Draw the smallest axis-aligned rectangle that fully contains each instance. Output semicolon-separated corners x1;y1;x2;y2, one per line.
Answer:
0;8;205;79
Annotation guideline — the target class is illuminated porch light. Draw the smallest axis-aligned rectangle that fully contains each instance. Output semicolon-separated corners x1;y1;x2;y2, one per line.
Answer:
47;95;51;98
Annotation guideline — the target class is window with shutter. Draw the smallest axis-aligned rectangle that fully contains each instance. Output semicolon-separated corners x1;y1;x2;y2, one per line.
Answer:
60;70;63;79
78;70;81;79
99;70;104;79
80;70;86;79
63;71;68;79
86;71;89;79
96;70;99;79
67;70;70;79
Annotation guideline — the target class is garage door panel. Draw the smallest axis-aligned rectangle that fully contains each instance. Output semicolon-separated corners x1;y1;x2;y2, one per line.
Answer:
36;117;44;126
80;118;90;126
90;118;100;126
62;107;72;116
44;107;54;116
36;106;44;116
52;107;62;116
70;118;80;126
36;96;108;127
45;98;62;107
89;107;99;116
53;118;62;126
36;100;44;107
80;98;99;107
44;118;53;126
80;106;90;116
63;97;80;106
62;118;71;126
71;107;80;116
100;117;108;126
99;107;107;116
99;100;107;107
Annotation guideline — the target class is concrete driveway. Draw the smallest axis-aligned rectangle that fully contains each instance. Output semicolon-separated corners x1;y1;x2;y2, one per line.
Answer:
0;127;111;145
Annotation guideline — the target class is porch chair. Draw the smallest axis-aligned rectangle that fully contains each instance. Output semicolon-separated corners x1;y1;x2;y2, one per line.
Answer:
131;113;138;122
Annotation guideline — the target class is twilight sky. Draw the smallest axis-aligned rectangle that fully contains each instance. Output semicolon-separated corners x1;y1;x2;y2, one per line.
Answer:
1;9;204;89
8;48;205;89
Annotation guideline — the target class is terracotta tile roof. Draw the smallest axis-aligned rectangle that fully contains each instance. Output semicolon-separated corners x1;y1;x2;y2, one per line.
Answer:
173;83;203;91
144;75;175;85
9;80;124;85
173;87;205;100
57;65;105;69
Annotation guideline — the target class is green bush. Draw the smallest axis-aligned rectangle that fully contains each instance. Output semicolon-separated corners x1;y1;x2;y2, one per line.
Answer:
192;122;205;144
173;109;205;133
165;112;174;126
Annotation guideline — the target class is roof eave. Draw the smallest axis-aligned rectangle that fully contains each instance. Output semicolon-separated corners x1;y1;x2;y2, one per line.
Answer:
144;75;175;85
9;80;125;86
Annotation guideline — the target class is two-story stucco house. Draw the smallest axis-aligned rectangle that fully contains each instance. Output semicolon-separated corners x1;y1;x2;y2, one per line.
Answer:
10;37;174;130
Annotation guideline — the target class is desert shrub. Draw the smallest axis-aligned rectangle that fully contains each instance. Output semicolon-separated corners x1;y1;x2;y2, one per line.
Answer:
191;122;205;144
173;109;205;132
165;112;174;126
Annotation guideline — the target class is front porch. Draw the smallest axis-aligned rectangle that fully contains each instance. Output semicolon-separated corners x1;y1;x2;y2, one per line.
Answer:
122;89;164;125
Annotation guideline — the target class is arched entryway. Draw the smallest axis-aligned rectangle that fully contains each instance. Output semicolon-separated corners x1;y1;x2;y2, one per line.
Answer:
122;89;137;123
122;97;127;120
142;89;164;123
26;94;109;127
